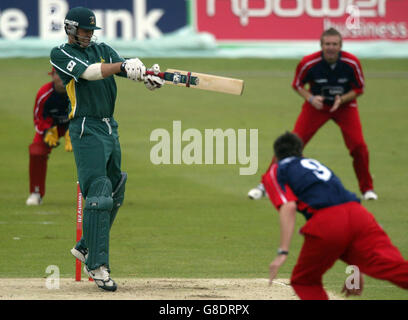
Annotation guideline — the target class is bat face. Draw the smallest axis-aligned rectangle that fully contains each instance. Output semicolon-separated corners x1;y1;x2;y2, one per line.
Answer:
164;69;244;95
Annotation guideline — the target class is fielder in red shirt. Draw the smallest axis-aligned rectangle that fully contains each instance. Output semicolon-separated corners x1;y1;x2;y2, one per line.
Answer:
264;132;408;300
26;68;71;205
249;28;377;201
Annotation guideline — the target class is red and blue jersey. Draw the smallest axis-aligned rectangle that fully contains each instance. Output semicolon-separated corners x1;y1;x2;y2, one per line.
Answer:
262;157;360;220
33;82;69;134
292;51;365;107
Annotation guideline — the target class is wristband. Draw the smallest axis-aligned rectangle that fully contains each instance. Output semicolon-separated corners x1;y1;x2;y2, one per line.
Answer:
308;96;314;104
277;248;289;256
120;61;126;73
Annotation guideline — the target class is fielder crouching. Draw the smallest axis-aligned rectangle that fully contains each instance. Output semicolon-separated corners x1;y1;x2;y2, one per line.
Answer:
26;68;71;205
265;132;408;299
50;6;164;291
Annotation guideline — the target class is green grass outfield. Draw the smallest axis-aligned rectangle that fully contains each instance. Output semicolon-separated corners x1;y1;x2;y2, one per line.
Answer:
0;57;407;300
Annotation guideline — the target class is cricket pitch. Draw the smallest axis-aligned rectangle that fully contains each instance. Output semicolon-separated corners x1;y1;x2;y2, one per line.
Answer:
0;278;342;300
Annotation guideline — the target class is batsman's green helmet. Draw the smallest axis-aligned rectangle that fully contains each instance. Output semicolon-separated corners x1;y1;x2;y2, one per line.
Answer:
64;7;101;31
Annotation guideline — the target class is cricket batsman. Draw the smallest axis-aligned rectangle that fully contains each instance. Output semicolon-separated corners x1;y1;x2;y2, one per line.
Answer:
26;68;71;205
50;6;164;291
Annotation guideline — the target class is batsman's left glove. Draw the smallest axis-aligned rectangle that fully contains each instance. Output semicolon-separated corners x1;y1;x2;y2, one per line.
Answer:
43;126;59;148
121;58;146;82
144;64;164;91
64;130;73;152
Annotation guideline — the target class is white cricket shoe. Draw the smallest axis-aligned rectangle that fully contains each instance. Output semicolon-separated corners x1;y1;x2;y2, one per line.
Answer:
84;265;117;292
362;190;378;200
248;184;266;200
26;193;42;206
70;247;88;263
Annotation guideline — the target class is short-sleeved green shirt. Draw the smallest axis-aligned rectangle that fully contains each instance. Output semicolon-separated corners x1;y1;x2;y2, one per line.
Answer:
50;42;125;119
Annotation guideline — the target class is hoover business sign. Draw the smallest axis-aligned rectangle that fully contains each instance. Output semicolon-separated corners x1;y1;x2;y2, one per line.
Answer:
0;0;187;40
196;0;408;40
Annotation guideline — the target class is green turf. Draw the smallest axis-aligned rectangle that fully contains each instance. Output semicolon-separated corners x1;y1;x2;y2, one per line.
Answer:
0;57;407;300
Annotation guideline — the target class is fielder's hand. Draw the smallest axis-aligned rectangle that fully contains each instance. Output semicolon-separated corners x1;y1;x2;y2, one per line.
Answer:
43;126;59;148
121;58;146;81
330;95;342;113
144;64;165;91
269;254;288;285
308;95;324;110
64;129;73;152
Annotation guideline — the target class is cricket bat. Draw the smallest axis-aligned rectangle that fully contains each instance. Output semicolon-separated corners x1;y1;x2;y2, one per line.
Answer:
145;69;244;96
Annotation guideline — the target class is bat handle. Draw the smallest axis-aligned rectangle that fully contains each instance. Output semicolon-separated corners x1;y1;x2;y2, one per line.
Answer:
145;70;165;79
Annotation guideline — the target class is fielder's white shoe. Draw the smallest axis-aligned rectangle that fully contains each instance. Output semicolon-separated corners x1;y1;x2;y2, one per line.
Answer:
70;247;88;263
248;184;266;200
84;265;117;292
362;190;378;200
26;192;42;206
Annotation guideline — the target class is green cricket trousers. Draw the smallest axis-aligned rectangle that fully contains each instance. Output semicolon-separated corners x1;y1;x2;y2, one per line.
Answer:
69;116;124;270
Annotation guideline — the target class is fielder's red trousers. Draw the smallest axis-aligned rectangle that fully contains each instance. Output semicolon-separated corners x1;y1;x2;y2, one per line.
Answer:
28;127;67;197
293;102;373;193
291;202;408;300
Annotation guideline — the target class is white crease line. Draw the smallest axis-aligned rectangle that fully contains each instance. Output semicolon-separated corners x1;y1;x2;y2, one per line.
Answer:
272;280;290;287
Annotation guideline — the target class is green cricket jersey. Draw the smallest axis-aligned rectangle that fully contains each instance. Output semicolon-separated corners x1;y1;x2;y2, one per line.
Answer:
50;42;125;119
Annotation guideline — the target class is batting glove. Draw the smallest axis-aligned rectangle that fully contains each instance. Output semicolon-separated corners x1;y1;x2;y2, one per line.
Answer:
43;126;59;148
144;64;164;91
121;58;146;82
64;130;73;152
